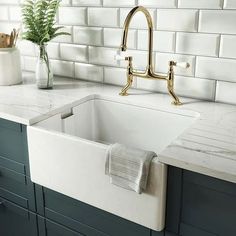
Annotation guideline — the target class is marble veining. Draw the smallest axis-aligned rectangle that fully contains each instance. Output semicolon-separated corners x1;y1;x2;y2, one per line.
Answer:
0;73;236;184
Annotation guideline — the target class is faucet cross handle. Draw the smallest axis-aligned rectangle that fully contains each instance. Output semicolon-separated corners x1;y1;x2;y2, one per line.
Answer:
171;61;190;69
114;52;133;62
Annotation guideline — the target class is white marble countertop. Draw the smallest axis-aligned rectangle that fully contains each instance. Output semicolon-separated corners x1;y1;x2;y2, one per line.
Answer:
0;73;236;184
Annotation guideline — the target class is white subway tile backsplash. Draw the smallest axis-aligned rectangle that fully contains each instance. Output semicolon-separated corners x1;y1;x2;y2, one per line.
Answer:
176;33;219;57
104;28;136;49
18;40;36;57
103;0;135;7
72;0;101;6
20;56;25;70
4;1;236;104
199;10;236;34
138;30;175;52
156;9;198;32
120;50;148;70
224;0;236;9
155;52;195;77
0;0;18;4
60;44;88;62
51;60;74;77
196;56;236;82
75;63;103;82
47;43;60;59
59;7;87;25
178;0;223;9
23;56;37;72
120;8;156;29
74;27;103;46
104;67;136;86
89;46;118;66
0;22;20;33
216;81;236;104
88;8;119;27
137;78;166;94
138;0;177;8
137;76;216;101
175;76;216;100
174;76;216;100
9;6;21;21
60;0;71;6
219;35;236;59
0;6;8;20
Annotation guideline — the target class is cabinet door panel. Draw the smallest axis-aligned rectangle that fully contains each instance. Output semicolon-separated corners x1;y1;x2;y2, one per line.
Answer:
0;155;25;174
180;223;217;236
0;165;35;210
183;171;236;196
45;208;108;236
0;123;25;163
0;119;29;176
0;197;38;236
181;181;236;236
45;219;84;236
165;166;183;234
43;188;150;236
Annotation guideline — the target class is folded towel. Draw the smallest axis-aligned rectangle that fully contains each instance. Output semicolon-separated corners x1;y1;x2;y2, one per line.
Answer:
105;143;156;194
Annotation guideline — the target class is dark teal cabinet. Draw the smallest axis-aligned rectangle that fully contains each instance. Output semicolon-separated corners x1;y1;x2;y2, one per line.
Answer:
0;196;38;236
166;167;236;236
38;216;84;236
0;165;35;211
0;119;30;176
0;118;37;236
0;117;236;236
38;186;150;236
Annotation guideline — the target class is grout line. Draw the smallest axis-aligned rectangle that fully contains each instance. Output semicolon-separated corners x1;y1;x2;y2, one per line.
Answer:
174;32;177;53
196;10;200;32
134;29;138;50
193;56;197;78
217;34;222;58
7;5;10;21
118;8;121;27
102;66;105;83
73;62;75;79
101;27;105;47
213;80;217;102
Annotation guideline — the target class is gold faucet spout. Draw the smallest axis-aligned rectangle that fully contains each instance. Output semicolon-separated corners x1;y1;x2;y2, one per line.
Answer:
120;6;154;67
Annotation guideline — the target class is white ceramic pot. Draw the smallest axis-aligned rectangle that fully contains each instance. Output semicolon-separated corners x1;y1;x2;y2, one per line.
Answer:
0;47;22;86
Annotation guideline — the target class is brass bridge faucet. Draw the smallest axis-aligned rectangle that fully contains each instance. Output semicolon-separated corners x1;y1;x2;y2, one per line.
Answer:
116;6;190;105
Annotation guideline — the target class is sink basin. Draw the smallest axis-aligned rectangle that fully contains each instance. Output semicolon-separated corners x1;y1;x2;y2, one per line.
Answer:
27;95;198;231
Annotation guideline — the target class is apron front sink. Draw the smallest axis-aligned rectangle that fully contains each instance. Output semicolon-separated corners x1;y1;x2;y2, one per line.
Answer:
27;95;198;231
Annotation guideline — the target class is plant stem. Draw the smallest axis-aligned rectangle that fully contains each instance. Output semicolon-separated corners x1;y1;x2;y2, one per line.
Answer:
39;44;51;88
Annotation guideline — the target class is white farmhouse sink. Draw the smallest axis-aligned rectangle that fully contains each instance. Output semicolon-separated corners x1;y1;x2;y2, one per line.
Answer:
27;95;198;231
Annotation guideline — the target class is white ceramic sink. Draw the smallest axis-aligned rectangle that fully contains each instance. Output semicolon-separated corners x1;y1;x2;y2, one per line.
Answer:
27;96;198;231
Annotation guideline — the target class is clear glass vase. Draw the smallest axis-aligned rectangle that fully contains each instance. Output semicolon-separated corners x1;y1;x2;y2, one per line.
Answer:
36;44;53;89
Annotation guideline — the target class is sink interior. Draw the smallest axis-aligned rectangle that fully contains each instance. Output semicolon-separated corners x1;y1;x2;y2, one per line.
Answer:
38;98;199;153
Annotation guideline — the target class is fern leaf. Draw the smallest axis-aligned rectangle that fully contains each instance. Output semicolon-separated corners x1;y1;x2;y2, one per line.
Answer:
21;0;69;45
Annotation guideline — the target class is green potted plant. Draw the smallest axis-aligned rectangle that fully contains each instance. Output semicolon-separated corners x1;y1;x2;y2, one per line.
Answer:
21;0;70;89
